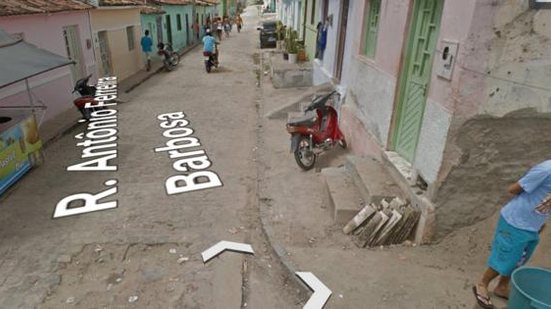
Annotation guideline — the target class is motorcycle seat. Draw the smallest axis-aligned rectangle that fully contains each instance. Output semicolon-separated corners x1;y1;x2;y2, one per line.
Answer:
287;112;316;127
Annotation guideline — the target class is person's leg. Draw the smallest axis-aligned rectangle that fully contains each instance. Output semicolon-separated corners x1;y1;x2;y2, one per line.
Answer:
494;276;510;298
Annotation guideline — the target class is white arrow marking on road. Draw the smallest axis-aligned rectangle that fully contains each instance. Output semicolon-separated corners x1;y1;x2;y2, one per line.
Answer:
201;241;254;263
296;272;332;309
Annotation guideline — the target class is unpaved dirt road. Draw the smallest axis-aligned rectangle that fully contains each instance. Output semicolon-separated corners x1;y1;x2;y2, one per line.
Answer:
0;7;304;309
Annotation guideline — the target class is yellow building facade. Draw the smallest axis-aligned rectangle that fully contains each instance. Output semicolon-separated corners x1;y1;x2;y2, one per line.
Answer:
89;6;143;80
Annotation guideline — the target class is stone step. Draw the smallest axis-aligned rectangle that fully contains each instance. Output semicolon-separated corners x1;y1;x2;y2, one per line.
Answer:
321;167;365;225
345;155;404;204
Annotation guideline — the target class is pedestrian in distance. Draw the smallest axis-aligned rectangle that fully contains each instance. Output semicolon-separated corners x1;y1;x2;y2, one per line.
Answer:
236;14;243;33
140;30;153;71
216;18;224;41
473;160;551;309
223;17;230;38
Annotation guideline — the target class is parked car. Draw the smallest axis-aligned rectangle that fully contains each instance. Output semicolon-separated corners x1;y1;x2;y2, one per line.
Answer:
257;21;277;49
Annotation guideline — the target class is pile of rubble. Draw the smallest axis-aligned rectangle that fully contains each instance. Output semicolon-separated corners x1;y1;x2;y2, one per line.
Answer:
343;197;421;248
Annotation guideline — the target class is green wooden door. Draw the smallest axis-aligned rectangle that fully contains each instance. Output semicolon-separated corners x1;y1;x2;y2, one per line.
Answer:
392;0;443;162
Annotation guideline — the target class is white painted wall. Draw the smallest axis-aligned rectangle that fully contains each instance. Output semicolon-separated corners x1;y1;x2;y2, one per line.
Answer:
312;0;341;84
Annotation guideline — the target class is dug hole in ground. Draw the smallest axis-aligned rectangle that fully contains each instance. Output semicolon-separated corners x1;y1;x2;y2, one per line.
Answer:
256;51;551;309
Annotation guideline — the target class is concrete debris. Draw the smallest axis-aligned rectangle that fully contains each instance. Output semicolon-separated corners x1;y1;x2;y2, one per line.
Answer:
169;248;177;254
128;295;139;303
343;204;376;234
349;197;421;247
66;296;75;304
94;245;103;253
177;256;189;264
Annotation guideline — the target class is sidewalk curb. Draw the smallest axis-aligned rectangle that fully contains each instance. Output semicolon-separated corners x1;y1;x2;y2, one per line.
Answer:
258;198;310;293
123;42;201;94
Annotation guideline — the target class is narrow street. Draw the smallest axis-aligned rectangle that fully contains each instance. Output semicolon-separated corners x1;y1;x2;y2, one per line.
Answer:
0;7;303;309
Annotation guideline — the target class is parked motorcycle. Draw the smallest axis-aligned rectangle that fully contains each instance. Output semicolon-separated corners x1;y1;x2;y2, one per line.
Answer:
204;43;219;73
286;91;347;170
72;74;103;120
158;42;180;71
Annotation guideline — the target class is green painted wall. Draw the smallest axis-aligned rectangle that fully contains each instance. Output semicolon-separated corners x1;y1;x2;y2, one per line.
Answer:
160;4;195;51
219;0;227;17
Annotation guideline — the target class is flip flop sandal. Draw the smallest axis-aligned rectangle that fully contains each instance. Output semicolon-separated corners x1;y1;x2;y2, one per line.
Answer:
472;286;495;309
493;292;509;300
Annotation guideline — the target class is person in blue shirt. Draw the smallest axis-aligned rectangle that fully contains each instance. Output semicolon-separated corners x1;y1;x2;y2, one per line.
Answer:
202;29;218;64
473;160;551;308
140;30;153;71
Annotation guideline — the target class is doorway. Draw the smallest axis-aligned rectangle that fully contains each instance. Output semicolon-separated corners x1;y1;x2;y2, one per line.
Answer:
97;31;112;77
166;15;173;46
156;16;163;44
391;0;444;162
334;0;349;81
62;25;85;83
185;14;190;46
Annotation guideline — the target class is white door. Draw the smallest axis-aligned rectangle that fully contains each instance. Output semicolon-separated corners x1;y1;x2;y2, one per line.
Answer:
63;25;85;82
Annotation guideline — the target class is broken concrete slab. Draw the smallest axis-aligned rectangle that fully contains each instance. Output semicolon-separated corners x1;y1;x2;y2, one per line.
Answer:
375;210;403;245
343;204;376;235
322;167;365;225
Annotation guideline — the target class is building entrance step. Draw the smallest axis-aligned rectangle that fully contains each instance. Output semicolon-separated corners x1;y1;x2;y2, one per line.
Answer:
321;167;365;225
345;155;404;204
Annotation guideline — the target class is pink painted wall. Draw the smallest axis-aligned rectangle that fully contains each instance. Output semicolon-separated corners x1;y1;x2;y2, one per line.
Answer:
372;0;411;78
0;11;95;74
0;10;96;140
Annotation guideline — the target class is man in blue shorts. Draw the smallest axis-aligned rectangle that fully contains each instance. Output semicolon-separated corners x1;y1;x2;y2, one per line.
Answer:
473;160;551;308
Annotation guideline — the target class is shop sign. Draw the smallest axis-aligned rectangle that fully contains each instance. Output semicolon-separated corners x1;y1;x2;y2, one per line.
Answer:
0;114;42;195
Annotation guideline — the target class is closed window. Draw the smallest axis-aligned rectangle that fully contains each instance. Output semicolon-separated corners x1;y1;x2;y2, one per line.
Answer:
177;14;182;30
363;0;381;58
126;26;135;51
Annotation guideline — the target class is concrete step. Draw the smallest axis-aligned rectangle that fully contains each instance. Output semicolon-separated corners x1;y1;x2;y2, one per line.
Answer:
345;155;404;204
321;167;365;225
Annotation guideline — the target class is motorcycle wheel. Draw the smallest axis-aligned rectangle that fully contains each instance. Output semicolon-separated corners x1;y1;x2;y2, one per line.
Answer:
338;139;347;149
205;61;212;73
294;136;316;171
171;52;180;66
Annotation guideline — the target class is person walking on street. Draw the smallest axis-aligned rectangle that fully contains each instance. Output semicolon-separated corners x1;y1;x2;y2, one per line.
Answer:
140;30;153;71
216;18;223;41
236;14;243;33
473;160;551;308
223;17;230;38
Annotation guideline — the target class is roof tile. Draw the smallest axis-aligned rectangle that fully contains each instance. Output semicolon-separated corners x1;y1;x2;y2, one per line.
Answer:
0;0;92;17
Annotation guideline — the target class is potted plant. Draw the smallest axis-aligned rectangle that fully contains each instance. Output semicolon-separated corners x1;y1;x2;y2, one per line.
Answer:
276;21;285;50
283;27;292;60
297;41;306;62
287;30;298;63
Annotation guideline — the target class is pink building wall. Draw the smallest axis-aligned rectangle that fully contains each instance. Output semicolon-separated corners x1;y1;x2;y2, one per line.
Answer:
0;10;96;141
339;0;551;238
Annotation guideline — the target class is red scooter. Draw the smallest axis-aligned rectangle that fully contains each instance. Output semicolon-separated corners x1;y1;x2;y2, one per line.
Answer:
286;91;347;170
72;74;101;120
